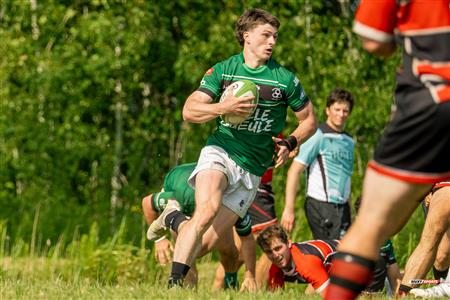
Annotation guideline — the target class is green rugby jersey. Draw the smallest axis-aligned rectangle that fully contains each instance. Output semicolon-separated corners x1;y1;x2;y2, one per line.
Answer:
162;163;196;216
197;53;310;176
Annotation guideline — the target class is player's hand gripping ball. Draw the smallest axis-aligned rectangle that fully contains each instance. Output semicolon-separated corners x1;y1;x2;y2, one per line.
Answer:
219;80;259;125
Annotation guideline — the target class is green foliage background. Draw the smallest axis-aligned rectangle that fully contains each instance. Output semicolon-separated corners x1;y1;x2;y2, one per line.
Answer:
1;0;411;259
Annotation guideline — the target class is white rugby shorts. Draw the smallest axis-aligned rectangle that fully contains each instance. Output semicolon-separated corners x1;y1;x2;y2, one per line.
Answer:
188;145;260;218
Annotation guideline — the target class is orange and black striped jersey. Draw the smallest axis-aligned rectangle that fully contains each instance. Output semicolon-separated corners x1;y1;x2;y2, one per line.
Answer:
353;0;450;103
268;240;339;293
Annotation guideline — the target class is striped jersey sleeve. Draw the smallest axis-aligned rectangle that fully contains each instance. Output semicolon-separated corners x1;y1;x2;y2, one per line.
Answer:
353;0;397;42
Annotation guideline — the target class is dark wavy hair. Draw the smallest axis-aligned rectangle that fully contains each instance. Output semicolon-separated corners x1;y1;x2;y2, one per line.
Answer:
256;224;288;251
235;8;280;46
327;87;355;112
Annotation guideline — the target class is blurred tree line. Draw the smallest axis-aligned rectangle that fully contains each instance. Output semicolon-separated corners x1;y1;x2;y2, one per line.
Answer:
0;0;399;248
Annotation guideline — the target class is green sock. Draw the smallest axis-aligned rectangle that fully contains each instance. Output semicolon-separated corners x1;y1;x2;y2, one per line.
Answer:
224;272;238;289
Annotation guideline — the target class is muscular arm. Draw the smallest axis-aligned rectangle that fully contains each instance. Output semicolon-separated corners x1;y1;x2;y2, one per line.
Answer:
304;260;330;296
282;161;307;233
182;91;221;123
182;90;255;124
304;259;330;295
290;101;317;145
360;37;396;58
273;101;317;168
142;194;159;225
141;193;173;265
239;233;257;291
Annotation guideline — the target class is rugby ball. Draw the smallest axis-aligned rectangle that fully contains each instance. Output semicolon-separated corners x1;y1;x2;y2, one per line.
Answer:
219;80;259;125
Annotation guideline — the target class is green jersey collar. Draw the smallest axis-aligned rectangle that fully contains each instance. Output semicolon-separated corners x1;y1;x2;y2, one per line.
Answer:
240;52;269;74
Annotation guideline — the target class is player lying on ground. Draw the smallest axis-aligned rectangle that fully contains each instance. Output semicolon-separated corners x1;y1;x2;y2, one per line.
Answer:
257;224;339;295
257;224;401;296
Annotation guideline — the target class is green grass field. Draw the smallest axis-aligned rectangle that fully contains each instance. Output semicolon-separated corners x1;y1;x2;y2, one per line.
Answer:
0;254;314;299
1;257;420;300
0;207;426;299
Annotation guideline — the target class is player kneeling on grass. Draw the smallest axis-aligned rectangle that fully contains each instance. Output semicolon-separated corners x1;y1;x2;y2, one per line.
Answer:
142;162;256;290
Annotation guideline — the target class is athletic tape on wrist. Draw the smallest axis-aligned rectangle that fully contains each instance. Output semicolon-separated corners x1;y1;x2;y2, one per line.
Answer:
277;135;298;152
398;284;412;295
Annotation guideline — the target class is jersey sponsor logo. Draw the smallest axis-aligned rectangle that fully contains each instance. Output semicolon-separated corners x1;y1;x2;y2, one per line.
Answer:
200;79;206;86
271;88;282;100
259;85;285;101
331;149;353;161
221;108;273;133
205;68;214;75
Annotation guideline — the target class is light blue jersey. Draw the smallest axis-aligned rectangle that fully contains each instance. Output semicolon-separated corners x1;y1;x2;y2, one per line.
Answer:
295;123;355;204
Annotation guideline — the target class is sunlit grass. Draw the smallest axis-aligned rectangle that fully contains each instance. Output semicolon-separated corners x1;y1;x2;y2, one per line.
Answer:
0;256;314;299
0;210;424;299
0;258;417;299
0;247;418;299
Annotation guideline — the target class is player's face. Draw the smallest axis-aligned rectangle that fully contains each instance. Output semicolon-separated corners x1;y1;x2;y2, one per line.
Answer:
243;23;278;62
326;101;351;132
264;238;291;269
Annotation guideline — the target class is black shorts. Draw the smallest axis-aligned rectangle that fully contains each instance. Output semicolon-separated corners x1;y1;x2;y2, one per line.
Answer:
247;184;277;233
370;87;450;183
304;196;351;240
